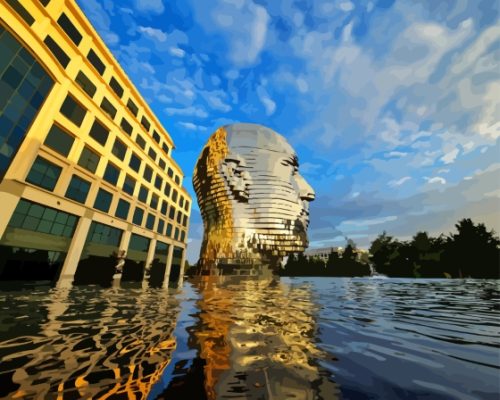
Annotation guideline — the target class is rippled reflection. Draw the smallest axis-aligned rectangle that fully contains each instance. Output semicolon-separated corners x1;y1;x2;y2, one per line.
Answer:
1;278;499;399
157;276;339;399
0;283;181;399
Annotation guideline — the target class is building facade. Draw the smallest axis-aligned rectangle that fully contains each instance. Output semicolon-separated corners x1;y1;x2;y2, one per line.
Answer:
0;0;191;286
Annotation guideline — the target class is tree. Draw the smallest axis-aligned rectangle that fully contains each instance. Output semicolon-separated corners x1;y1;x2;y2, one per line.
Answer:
443;219;500;278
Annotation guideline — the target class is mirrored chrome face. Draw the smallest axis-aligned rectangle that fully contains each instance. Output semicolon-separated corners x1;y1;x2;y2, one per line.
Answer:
194;123;315;267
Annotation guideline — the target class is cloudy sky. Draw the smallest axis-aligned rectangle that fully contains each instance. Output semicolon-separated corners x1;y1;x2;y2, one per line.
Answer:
77;0;499;263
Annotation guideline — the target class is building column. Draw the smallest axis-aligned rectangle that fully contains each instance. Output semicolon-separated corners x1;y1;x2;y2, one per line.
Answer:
56;215;92;288
162;242;174;289
0;181;23;240
177;247;187;287
142;238;157;288
113;228;131;287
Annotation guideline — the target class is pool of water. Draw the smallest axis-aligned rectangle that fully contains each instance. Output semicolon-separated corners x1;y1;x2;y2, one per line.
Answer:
0;277;498;399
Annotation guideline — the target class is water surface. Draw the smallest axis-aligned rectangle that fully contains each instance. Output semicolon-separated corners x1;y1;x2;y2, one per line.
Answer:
0;277;498;399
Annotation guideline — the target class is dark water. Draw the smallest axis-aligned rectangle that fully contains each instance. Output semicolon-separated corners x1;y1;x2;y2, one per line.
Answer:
0;277;498;399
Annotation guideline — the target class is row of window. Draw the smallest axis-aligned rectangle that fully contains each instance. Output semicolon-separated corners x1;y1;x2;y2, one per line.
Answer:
44;114;187;214
58;92;181;188
48;9;172;161
0;25;54;176
25;155;189;239
8;199;185;253
5;3;184;197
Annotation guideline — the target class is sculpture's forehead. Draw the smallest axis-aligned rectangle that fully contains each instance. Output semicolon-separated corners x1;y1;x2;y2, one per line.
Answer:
224;123;295;156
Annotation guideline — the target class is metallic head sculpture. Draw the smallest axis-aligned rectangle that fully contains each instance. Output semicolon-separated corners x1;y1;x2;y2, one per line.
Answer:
193;123;315;273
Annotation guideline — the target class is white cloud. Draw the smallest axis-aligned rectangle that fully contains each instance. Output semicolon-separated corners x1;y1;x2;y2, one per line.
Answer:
169;47;186;57
389;176;411;187
191;1;270;66
342;215;398;228
166;106;208;118
134;0;164;14
426;176;447;185
138;26;167;42
256;85;276;116
339;2;354;12
440;148;460;164
178;122;207;131
386;151;408;158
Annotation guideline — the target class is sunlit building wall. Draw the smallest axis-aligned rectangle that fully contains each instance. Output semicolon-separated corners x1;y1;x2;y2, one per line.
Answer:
0;0;191;285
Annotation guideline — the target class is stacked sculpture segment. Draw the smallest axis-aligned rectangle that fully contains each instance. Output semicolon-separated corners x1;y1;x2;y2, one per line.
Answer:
193;123;315;274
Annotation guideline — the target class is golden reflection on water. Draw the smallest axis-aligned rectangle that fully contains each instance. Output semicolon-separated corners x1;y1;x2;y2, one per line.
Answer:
192;276;339;399
1;285;180;399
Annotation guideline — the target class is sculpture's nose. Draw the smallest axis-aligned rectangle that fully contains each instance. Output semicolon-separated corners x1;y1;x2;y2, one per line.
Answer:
295;174;315;202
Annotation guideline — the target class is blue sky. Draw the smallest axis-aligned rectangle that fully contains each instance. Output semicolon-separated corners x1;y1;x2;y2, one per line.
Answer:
77;0;499;263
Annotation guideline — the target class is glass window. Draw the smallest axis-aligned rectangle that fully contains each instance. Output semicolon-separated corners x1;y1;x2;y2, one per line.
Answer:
176;211;182;224
8;199;77;238
179;196;184;208
135;134;145;149
44;36;70;68
103;162;119;185
152;130;160;143
138;185;148;203
129;153;141;172
164;182;171;197
120;117;132;135
0;29;54;176
174;175;180;185
158;158;166;169
150;193;159;210
122;174;135;196
167;167;173;178
132;207;144;226
146;213;155;230
157;219;165;235
172;189;178;203
60;94;86;126
129;233;149;252
75;71;96;97
5;0;35;25
112;138;126;160
166;223;172;237
88;119;109;146
65;174;91;204
180;231;186;242
143;165;152;182
109;76;123;98
162;143;170;155
184;200;190;211
87;49;105;75
168;206;175;220
182;214;188;227
140;116;150;131
26;156;61;191
160;200;168;215
174;227;180;241
115;198;130;220
57;13;82;46
148;147;157;161
43;124;74;156
93;188;112;212
154;175;162;190
100;97;116;119
126;98;138;116
86;221;122;246
77;146;100;173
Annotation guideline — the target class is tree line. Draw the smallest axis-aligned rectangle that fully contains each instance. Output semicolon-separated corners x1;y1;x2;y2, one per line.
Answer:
280;219;500;279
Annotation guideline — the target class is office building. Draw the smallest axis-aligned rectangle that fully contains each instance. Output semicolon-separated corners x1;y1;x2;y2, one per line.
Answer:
0;0;191;286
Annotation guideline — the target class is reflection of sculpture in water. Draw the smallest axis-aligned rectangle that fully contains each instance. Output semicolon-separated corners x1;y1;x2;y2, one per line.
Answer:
193;123;315;274
189;276;339;399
